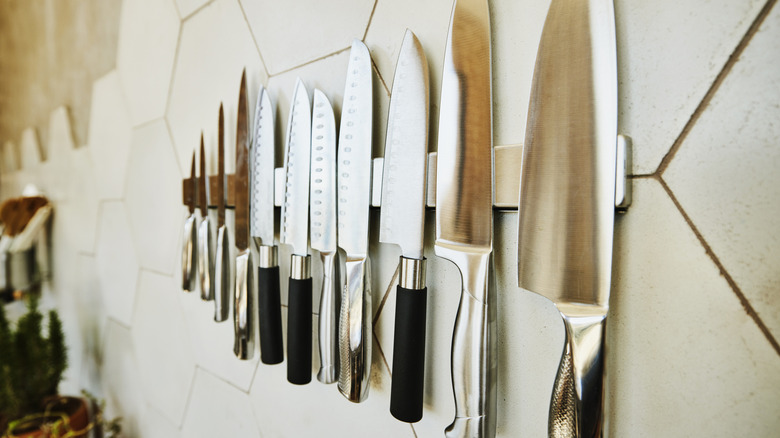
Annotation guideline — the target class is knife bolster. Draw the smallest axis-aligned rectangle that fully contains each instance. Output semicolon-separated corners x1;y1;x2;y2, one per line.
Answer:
290;254;311;280
399;257;426;290
258;244;278;268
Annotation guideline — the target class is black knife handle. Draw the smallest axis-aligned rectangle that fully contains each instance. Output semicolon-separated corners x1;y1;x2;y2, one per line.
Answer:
258;266;283;364
390;284;428;423
287;276;312;384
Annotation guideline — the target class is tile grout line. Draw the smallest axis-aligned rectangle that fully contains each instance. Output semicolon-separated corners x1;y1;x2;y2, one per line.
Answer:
410;423;419;438
236;0;271;78
197;363;256;394
164;116;186;176
373;263;400;326
658;176;780;356
372;330;392;378
177;364;201;428
361;0;380;41
181;0;216;23
372;57;391;96
268;47;351;79
654;0;778;176
162;19;185;122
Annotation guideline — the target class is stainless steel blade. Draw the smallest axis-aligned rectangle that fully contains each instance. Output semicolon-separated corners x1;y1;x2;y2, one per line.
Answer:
235;70;250;251
250;85;275;246
379;29;429;260
217;104;226;227
187;151;196;214
198;133;208;217
337;40;373;257
310;89;337;253
280;78;311;257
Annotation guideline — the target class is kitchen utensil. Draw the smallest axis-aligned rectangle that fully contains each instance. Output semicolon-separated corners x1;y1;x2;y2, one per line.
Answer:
182;151;197;292
198;133;214;301
214;103;231;323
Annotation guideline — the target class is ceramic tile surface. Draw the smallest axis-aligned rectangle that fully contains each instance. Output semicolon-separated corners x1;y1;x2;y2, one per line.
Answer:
175;0;210;19
239;0;374;75
102;320;146;438
116;0;180;126
19;128;42;168
87;71;133;200
181;369;261;438
57;148;99;254
140;403;183;438
42;107;75;203
95;201;140;327
1;140;18;172
665;6;780;339
125;120;182;275
131;270;197;426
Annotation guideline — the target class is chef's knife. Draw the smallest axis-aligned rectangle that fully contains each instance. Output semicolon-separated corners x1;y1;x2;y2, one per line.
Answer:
251;85;284;365
379;29;430;423
310;89;338;384
181;151;197;292
517;1;617;436
281;78;312;384
197;133;214;301
234;69;255;360
435;0;495;436
214;103;231;323
337;39;373;403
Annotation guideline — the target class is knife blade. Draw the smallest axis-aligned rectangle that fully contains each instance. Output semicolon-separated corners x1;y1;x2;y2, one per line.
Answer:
379;29;430;423
337;39;373;403
198;133;214;302
181;151;198;293
281;78;312;384
251;85;283;365
214;103;231;323
434;0;495;436
233;69;255;360
517;1;617;436
310;89;338;384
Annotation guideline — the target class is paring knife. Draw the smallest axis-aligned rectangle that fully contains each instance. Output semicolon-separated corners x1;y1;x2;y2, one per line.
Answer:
310;89;338;384
181;151;197;292
517;1;617;437
214;103;231;323
337;39;373;403
251;85;284;365
198;133;214;301
234;70;255;360
435;0;496;436
281;78;312;384
380;29;430;423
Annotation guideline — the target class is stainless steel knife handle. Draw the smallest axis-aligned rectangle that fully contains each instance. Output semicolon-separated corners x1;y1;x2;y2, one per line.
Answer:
438;247;496;438
549;313;606;438
338;256;372;402
214;225;230;322
317;250;338;384
234;249;255;360
181;213;197;292
198;217;214;301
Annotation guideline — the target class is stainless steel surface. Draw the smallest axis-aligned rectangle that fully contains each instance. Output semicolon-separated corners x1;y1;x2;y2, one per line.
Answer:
251;85;275;245
337;39;373;403
234;249;255;359
379;29;429;261
434;0;495;436
399;257;426;290
280;78;311;257
198;133;208;217
181;214;196;292
198;218;214;301
214;224;230;322
289;254;311;281
234;70;250;251
517;0;617;436
317;250;338;384
615;135;632;212
257;244;278;269
217;104;226;227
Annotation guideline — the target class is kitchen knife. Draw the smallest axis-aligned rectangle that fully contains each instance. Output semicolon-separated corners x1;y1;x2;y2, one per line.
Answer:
233;69;255;360
435;0;495;436
251;85;284;365
337;39;373;403
379;29;430;423
181;151;197;292
214;103;231;323
310;89;338;384
517;1;617;437
197;133;214;301
281;78;312;384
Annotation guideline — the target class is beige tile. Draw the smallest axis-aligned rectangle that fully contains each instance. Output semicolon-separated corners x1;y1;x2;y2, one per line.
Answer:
175;0;209;19
239;0;374;75
58;148;100;254
42;107;76;203
88;71;133;200
20;128;43;168
1;140;18;173
181;369;261;437
116;0;181;126
102;319;146;438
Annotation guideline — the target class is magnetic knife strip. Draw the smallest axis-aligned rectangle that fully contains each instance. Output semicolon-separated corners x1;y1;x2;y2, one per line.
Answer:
182;136;633;212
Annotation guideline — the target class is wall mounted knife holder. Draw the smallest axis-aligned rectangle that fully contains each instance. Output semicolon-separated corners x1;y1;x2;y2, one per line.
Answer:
182;136;632;213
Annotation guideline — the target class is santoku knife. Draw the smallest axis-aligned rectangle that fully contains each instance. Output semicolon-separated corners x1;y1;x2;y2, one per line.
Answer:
214;103;231;323
435;0;496;436
181;151;197;292
310;89;338;384
337;39;373;403
517;1;618;436
251;85;284;365
281;78;312;384
197;133;214;301
380;29;430;423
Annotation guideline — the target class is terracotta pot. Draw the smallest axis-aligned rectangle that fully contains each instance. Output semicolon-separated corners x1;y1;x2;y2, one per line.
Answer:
6;396;89;438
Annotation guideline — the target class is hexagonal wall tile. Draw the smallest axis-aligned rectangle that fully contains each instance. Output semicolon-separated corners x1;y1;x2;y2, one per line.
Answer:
57;148;100;254
102;319;146;438
132;270;196;426
239;0;374;75
665;6;780;339
125;120;182;275
140;403;182;438
175;0;209;19
166;0;267;174
1;141;19;199
16;128;44;190
2;140;19;172
42;107;76;203
95;201;140;327
181;369;261;437
116;0;181;126
88;71;133;200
